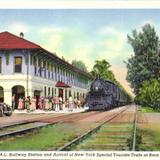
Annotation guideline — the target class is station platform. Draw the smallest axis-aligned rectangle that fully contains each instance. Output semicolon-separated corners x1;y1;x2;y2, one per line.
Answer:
13;107;89;114
0;107;89;127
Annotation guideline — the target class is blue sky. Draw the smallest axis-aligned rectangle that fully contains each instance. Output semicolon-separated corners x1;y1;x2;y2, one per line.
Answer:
0;9;160;94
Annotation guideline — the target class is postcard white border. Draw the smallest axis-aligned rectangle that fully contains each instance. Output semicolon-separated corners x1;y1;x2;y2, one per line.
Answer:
0;1;160;160
0;0;160;9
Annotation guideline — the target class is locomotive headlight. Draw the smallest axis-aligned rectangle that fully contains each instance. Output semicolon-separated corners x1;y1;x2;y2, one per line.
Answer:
95;86;98;91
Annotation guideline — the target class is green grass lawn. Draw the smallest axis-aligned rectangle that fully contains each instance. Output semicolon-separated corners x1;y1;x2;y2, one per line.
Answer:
0;123;77;150
138;124;160;151
141;106;160;113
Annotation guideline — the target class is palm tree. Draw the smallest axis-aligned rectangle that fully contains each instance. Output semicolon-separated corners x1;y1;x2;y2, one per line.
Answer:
90;59;115;81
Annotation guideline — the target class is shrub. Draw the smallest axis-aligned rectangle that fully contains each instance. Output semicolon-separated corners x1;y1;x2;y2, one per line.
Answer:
138;79;160;110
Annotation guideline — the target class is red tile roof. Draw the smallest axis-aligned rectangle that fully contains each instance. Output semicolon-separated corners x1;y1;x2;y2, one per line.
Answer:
0;31;91;79
55;81;71;88
0;31;41;49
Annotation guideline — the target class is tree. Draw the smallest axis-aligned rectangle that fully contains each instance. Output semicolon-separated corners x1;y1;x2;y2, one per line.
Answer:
90;59;116;82
126;24;160;94
138;79;160;109
72;60;88;72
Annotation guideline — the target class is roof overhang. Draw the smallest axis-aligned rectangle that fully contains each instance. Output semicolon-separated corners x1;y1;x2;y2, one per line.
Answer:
55;81;71;88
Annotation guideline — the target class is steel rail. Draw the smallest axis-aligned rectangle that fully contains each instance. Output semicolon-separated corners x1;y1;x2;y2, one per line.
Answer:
58;106;130;151
0;111;84;129
0;113;65;129
0;122;50;138
0;111;100;139
132;105;138;151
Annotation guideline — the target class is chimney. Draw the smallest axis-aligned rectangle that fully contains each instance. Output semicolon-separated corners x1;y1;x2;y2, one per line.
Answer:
20;32;24;38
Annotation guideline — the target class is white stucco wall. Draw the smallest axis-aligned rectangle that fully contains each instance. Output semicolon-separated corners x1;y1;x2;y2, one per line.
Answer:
0;74;88;106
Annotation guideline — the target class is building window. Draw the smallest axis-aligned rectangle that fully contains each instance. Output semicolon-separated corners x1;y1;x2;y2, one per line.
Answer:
0;57;1;73
14;57;22;73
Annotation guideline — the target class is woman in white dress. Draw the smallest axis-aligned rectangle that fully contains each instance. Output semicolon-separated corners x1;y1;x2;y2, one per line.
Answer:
30;96;36;111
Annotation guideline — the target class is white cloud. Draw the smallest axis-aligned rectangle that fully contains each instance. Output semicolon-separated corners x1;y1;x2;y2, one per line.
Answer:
6;23;132;94
8;22;31;35
70;43;95;70
99;26;119;35
41;34;63;53
36;26;96;69
38;26;68;34
35;26;69;55
97;26;128;61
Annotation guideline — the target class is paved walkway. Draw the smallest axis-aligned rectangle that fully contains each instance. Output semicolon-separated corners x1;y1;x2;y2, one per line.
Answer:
14;107;88;114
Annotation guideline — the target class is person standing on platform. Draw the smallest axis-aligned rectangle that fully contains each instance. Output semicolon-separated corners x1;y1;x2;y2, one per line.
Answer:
12;94;15;111
30;96;36;111
25;96;30;112
18;97;24;110
44;97;49;111
68;95;73;112
80;96;85;108
41;96;45;110
38;96;43;110
48;97;52;111
51;97;55;110
74;97;78;109
59;96;63;110
54;96;60;112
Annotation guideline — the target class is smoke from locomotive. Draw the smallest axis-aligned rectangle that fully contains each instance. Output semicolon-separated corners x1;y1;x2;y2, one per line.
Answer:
86;77;131;110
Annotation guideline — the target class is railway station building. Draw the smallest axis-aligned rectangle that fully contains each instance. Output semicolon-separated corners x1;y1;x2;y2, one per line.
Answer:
0;31;91;108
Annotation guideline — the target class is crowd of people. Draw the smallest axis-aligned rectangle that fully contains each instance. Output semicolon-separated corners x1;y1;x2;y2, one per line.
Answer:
12;94;86;112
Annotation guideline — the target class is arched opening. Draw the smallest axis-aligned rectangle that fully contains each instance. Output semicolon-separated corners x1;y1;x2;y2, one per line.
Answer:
0;86;4;102
12;85;25;109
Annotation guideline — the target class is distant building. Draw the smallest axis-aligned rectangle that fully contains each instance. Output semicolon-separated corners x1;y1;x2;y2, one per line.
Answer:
0;31;91;108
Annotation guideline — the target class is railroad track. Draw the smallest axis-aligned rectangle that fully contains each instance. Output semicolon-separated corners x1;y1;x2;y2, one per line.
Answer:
58;105;138;151
132;105;138;151
0;111;103;139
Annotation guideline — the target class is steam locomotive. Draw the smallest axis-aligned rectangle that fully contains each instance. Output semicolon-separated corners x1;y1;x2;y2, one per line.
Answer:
86;77;131;110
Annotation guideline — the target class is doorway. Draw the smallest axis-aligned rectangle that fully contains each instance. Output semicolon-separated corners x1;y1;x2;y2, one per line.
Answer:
34;90;41;109
58;88;63;99
12;85;25;109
